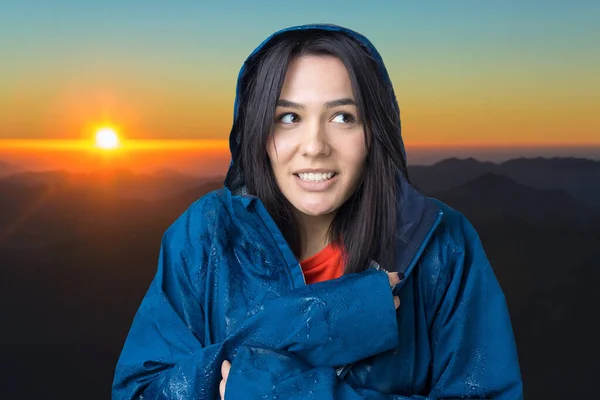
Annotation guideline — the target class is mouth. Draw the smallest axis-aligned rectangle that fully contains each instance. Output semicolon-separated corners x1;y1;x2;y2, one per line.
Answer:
293;171;337;183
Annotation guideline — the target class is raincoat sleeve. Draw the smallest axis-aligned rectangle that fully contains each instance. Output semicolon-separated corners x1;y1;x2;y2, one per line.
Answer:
224;215;523;400
113;197;402;400
425;215;522;399
112;199;222;400
231;269;400;368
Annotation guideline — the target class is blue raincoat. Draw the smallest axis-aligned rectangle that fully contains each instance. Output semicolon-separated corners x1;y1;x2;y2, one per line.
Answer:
113;24;523;399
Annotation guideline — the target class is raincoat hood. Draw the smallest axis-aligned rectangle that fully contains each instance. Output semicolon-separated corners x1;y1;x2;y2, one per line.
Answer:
224;23;406;189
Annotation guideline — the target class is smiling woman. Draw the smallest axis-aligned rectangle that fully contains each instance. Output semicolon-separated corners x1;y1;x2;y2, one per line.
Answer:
94;127;120;150
113;23;523;400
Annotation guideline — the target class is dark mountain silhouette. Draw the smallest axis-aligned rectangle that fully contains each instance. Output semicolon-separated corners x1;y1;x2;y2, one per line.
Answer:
0;172;226;399
0;171;224;249
1;159;599;399
499;157;600;206
158;180;225;211
0;180;155;249
409;156;600;207
409;157;498;192
0;161;23;178
432;172;596;227
0;168;204;201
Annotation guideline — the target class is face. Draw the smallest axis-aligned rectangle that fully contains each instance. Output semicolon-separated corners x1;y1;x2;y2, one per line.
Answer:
267;55;368;222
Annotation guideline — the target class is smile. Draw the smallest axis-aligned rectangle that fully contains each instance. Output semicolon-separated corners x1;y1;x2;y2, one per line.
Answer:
295;172;336;182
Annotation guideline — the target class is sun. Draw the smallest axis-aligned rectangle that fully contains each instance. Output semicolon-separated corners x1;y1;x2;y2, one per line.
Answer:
95;127;120;150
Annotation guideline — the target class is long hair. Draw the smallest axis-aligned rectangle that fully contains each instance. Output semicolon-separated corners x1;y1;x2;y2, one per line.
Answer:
229;29;408;274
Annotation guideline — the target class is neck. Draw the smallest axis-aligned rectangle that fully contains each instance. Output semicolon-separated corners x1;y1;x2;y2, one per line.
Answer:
298;212;336;260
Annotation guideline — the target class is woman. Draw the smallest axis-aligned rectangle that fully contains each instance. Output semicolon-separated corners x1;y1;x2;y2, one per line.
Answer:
113;24;523;399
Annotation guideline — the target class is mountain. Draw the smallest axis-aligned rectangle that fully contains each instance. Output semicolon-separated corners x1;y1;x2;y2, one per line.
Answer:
1;161;599;399
409;157;498;193
158;180;225;211
409;157;600;207
0;168;203;201
0;170;222;249
0;173;226;398
0;161;23;178
499;157;600;206
432;172;595;227
0;180;155;249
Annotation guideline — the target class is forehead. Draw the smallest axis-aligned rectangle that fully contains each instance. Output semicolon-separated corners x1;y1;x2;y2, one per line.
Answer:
279;55;354;99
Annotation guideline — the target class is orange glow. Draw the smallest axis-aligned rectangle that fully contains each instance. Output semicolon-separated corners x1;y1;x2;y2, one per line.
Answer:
0;139;230;151
1;139;598;179
0;139;233;177
2;138;600;153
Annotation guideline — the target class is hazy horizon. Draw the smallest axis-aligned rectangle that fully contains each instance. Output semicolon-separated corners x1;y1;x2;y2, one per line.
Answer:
2;141;600;177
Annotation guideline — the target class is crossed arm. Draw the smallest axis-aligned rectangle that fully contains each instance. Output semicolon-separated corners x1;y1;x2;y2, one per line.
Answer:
112;236;400;399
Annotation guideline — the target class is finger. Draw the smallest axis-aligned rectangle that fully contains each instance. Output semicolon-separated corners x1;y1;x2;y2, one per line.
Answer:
387;272;401;287
219;379;225;399
394;296;401;309
388;272;406;287
221;360;231;379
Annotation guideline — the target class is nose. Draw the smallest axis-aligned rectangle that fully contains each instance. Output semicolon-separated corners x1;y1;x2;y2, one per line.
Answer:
299;120;331;158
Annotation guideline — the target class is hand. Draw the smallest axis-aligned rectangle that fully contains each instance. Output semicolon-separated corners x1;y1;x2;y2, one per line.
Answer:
387;272;403;309
220;360;231;400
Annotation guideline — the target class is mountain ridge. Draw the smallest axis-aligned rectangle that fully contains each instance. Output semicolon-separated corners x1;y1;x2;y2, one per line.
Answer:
409;156;600;207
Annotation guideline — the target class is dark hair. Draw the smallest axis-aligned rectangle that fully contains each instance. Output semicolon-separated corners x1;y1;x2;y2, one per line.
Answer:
228;29;408;274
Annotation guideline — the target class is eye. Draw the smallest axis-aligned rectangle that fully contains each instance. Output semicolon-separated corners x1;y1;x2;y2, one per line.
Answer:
331;113;356;124
277;113;300;124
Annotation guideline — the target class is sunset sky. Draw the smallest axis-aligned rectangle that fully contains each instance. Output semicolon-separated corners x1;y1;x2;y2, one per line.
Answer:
1;0;599;173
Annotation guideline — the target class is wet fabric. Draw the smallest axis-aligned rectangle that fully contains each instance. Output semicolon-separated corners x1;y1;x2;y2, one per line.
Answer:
112;23;523;399
299;243;344;284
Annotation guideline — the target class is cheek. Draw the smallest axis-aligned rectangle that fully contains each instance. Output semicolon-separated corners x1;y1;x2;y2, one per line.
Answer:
267;134;295;170
266;138;276;164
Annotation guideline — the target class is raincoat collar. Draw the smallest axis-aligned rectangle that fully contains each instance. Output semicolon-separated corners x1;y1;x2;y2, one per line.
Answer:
223;23;442;277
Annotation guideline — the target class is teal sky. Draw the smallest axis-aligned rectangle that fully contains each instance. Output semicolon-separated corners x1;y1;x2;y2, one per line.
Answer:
1;0;599;143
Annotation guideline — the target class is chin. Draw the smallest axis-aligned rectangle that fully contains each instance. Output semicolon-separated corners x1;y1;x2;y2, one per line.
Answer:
295;202;338;217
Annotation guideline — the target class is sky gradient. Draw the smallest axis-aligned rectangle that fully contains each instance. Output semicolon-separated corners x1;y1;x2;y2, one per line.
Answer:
1;0;599;149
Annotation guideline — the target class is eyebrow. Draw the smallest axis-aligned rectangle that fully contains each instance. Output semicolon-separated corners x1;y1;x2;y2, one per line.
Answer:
276;98;356;109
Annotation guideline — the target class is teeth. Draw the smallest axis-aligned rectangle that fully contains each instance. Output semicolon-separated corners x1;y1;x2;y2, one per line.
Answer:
297;172;335;182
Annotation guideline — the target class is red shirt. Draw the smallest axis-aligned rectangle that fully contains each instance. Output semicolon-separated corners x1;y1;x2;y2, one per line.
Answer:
299;243;344;284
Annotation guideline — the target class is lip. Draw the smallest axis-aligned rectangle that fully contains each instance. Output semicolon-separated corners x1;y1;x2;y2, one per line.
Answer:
294;172;338;192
